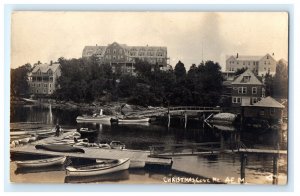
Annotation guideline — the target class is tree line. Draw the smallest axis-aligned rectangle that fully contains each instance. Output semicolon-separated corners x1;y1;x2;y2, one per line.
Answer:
55;57;224;107
10;57;288;106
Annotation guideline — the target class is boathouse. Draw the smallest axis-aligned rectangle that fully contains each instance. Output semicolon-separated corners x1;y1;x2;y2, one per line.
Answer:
241;96;285;124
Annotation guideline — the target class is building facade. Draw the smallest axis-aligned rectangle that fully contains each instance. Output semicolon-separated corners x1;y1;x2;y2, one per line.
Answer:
82;42;169;74
231;69;265;107
242;96;285;124
28;62;61;95
226;53;277;76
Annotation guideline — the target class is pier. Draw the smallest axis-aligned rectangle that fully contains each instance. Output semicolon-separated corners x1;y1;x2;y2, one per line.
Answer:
10;130;172;168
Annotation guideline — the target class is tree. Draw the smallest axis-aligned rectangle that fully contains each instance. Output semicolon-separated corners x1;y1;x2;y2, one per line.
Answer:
264;72;274;97
174;61;186;80
273;60;288;98
11;63;31;97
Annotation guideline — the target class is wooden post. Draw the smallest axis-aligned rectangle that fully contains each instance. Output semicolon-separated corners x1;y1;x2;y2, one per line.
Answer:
240;153;247;184
273;154;278;184
184;113;187;129
168;114;170;128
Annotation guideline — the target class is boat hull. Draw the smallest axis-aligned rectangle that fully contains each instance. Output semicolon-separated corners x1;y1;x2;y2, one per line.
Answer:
118;118;150;124
35;144;85;153
66;158;130;177
76;116;112;122
16;156;66;168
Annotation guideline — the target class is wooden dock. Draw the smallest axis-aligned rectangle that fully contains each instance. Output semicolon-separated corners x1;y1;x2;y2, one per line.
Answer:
10;130;172;168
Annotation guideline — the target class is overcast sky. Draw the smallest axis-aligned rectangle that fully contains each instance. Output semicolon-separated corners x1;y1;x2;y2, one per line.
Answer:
11;12;288;70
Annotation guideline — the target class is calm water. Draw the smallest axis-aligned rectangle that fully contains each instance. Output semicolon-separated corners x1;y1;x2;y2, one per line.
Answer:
10;104;288;184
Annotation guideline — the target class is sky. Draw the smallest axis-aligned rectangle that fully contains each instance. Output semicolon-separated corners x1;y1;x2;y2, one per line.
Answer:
11;12;288;70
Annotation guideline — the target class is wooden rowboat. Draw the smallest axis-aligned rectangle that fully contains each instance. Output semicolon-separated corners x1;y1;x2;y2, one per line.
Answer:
66;158;130;177
15;156;66;168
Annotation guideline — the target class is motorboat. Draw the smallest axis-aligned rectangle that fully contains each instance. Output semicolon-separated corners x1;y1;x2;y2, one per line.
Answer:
76;110;112;123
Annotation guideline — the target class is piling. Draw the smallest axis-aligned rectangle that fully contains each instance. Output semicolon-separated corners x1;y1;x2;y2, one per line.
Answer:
184;113;187;129
240;153;247;184
272;154;278;184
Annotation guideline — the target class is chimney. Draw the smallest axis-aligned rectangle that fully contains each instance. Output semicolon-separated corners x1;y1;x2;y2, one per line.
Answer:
272;52;274;56
96;44;98;46
236;53;239;58
50;60;53;65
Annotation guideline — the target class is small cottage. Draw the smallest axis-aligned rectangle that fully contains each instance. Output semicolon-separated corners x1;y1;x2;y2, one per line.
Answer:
242;96;285;124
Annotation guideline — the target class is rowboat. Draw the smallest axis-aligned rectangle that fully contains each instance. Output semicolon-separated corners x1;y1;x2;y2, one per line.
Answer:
66;158;130;177
35;144;85;153
15;156;66;168
64;170;129;183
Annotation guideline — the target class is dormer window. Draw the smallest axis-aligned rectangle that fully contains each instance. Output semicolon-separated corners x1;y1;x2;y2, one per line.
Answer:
241;76;251;83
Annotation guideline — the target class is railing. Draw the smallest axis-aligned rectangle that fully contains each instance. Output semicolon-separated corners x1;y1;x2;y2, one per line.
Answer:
149;142;221;157
169;106;220;111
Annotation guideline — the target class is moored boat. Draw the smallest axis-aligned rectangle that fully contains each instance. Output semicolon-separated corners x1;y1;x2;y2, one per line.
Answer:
76;111;112;123
109;141;126;149
65;158;130;177
208;113;238;125
35;144;85;153
78;128;98;137
15;156;66;168
111;116;150;124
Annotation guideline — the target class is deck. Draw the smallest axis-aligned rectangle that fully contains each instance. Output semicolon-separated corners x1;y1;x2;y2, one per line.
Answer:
10;130;172;168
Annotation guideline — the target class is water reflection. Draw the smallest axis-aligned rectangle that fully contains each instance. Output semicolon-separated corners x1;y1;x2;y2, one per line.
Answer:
64;170;130;183
10;105;288;184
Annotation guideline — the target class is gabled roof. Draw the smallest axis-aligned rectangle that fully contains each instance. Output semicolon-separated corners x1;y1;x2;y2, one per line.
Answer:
231;69;263;85
31;63;60;73
82;46;107;57
252;96;285;108
226;54;275;62
236;55;262;61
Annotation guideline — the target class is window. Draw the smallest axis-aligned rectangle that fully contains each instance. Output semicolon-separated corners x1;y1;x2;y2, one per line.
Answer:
242;76;250;83
43;89;46;93
260;109;265;116
232;97;237;103
239;87;247;94
38;83;40;87
252;97;258;104
113;49;116;54
252;87;257;94
50;84;52;88
270;108;275;115
106;49;110;53
44;84;47;87
232;97;241;103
